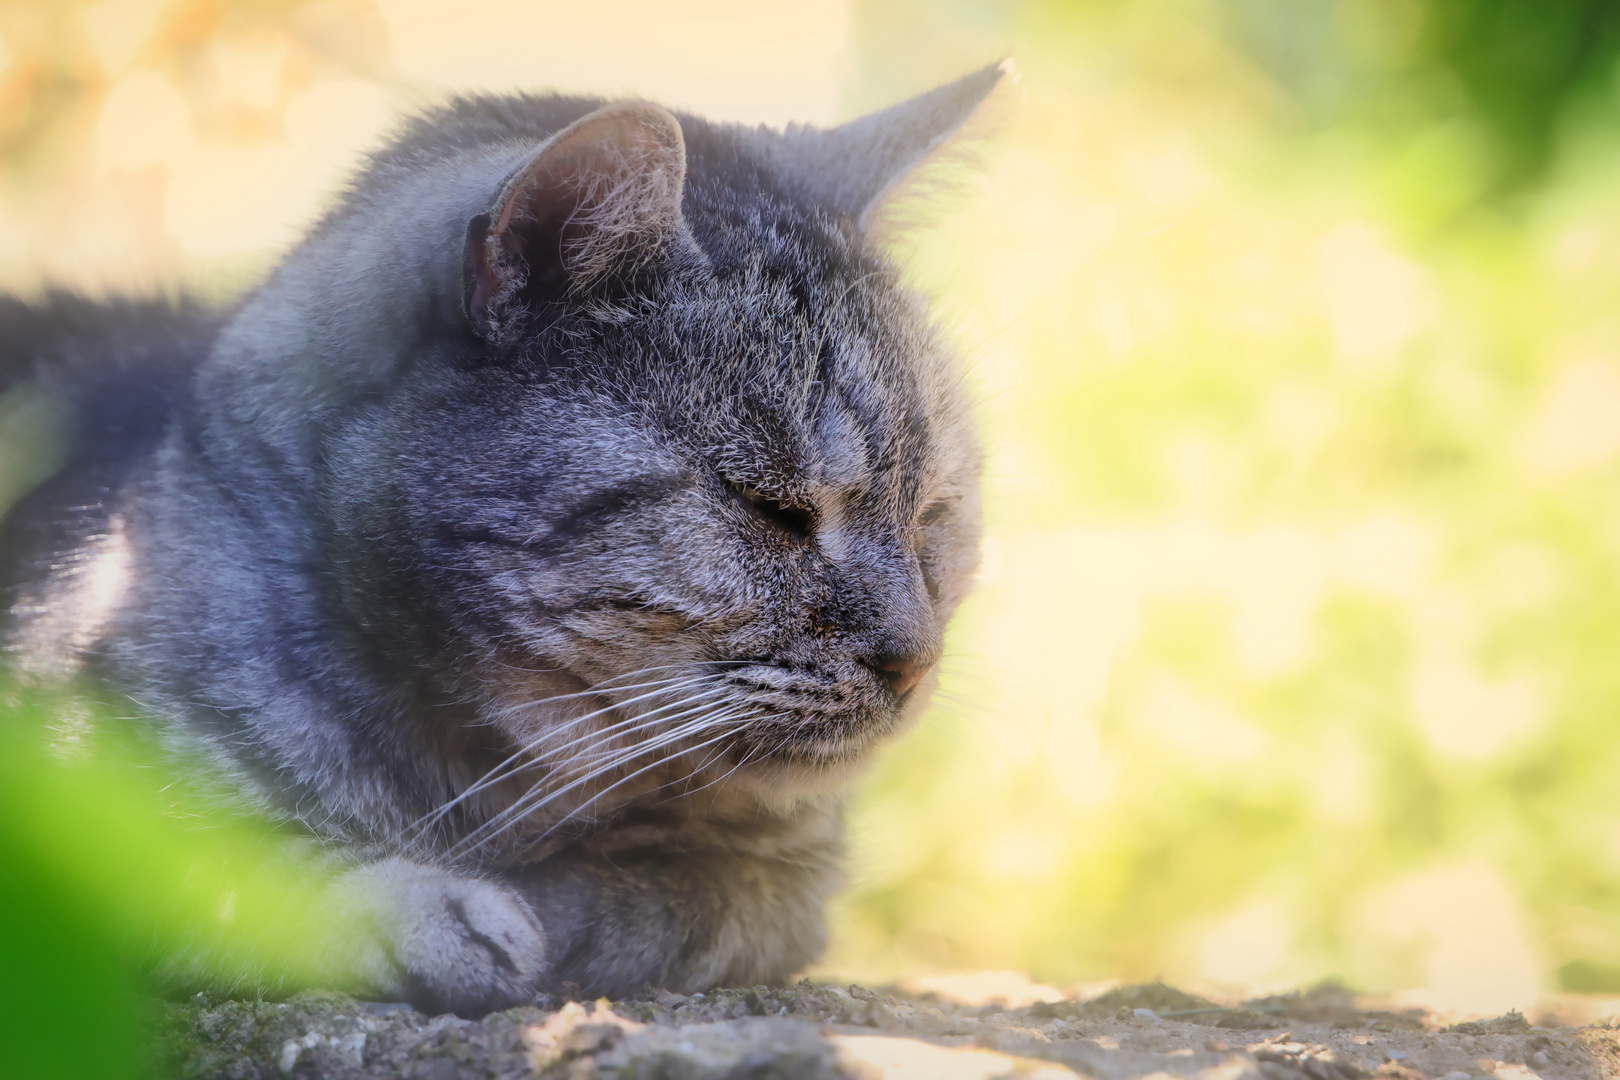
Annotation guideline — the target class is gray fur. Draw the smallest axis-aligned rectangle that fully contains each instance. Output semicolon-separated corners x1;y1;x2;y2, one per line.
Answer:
0;65;1000;1015
770;61;1009;228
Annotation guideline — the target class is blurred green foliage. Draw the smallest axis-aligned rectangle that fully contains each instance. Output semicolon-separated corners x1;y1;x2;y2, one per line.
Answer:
0;805;140;1080
1229;0;1620;204
0;690;342;1076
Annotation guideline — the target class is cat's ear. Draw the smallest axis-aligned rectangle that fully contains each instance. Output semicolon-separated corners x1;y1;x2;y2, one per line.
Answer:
775;60;1011;232
465;101;695;342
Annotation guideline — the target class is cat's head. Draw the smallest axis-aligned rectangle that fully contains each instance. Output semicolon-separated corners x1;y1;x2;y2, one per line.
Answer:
210;65;1004;817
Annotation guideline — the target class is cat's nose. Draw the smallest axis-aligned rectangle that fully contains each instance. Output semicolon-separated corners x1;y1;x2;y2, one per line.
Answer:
866;654;934;698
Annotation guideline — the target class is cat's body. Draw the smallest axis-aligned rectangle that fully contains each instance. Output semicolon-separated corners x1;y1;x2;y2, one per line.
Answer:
0;68;998;1015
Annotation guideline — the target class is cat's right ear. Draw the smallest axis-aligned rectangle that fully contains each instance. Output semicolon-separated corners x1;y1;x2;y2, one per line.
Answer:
464;101;697;343
772;60;1011;233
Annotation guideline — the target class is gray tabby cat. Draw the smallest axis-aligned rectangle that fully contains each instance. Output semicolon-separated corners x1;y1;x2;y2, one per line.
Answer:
0;63;1001;1016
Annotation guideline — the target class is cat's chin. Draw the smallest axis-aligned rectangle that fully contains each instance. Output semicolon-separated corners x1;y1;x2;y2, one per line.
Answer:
722;751;866;810
718;702;927;806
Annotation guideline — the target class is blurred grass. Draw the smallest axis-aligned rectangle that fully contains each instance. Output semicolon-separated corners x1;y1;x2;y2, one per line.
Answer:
0;689;348;1076
0;780;141;1080
6;3;1620;1066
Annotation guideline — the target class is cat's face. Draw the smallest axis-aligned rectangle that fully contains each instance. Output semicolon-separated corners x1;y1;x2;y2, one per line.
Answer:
382;243;979;778
304;75;999;821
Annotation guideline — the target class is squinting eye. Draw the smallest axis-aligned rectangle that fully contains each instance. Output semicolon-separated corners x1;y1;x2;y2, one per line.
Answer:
729;481;814;541
919;499;951;526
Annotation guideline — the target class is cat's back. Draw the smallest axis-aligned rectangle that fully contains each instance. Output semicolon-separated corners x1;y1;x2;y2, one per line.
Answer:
0;293;221;598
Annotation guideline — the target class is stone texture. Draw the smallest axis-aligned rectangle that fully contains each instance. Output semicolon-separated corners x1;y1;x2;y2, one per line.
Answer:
150;982;1620;1080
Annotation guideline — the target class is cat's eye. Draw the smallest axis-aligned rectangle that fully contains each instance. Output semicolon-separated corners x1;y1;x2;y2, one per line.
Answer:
918;499;952;526
729;481;814;541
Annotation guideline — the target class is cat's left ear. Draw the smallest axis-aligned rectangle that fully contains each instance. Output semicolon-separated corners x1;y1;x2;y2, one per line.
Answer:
773;59;1012;232
465;101;698;342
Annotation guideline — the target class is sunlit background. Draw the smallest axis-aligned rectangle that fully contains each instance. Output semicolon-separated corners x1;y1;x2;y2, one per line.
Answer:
5;0;1620;1035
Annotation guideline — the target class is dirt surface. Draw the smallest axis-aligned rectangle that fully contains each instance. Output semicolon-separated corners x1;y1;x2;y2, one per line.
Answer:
152;981;1620;1079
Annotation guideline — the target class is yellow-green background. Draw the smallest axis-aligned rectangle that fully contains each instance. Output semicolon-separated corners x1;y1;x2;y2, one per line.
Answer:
5;1;1620;1056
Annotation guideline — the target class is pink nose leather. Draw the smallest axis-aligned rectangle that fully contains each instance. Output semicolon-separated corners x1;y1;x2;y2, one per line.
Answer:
872;656;932;697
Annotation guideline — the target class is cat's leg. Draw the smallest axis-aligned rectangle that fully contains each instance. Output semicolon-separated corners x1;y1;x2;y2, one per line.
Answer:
326;858;549;1016
153;856;547;1017
513;840;839;998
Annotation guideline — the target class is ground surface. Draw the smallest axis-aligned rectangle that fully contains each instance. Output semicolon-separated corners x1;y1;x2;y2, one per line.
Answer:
152;981;1620;1080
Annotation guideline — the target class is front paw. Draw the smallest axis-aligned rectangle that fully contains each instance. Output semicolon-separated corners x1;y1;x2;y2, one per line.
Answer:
340;859;547;1016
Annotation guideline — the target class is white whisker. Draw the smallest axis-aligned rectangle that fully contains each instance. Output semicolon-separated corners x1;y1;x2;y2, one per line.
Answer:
451;707;753;855
486;708;746;833
412;673;716;832
537;720;753;841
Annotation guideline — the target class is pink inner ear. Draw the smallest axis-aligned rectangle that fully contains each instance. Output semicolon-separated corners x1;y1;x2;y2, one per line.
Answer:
465;217;503;339
468;103;688;338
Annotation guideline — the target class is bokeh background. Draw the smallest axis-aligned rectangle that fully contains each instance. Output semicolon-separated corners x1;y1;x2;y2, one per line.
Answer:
5;0;1620;1036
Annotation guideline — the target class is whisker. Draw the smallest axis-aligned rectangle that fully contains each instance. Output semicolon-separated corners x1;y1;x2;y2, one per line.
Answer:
480;670;698;722
412;675;717;832
490;708;747;831
683;715;774;799
419;695;719;835
689;733;738;775
537;720;753;841
531;686;729;767
452;707;752;855
413;694;691;832
475;657;756;721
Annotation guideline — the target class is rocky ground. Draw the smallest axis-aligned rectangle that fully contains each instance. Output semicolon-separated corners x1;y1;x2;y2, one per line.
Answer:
152;981;1620;1080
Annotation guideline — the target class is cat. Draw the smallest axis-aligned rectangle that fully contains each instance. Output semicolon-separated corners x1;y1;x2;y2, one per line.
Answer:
0;62;1002;1017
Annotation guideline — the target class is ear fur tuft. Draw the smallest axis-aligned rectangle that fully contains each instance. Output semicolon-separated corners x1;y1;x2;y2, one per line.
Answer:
466;101;690;343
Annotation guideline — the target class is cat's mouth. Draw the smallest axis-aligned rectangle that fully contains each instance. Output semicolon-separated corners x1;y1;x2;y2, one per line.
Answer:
479;656;924;815
712;660;921;762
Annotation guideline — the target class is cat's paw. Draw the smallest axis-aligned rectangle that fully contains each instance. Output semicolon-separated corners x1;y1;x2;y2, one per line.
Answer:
339;859;547;1017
